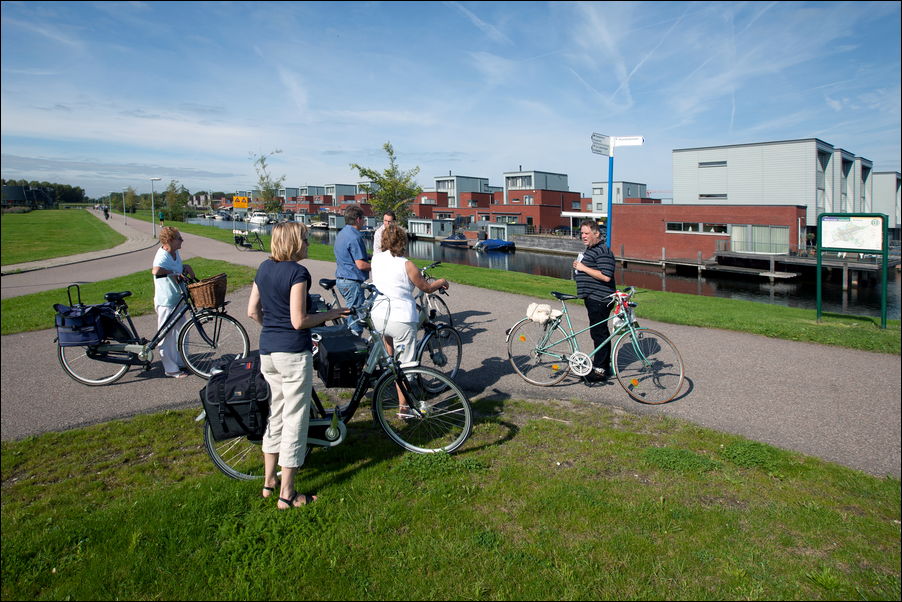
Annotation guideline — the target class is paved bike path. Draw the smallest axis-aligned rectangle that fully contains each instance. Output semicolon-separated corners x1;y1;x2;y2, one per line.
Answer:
2;212;899;478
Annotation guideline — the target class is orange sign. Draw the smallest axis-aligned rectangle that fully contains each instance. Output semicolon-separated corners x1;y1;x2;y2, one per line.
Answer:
232;196;249;209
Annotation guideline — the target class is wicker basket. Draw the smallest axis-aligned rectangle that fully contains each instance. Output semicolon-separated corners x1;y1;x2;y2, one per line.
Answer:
188;273;228;308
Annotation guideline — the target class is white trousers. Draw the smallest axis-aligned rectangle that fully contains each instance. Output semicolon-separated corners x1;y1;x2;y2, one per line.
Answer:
155;304;187;374
261;351;313;469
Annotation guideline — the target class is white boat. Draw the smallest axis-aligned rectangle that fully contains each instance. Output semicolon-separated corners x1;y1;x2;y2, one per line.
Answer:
248;211;269;225
309;221;328;229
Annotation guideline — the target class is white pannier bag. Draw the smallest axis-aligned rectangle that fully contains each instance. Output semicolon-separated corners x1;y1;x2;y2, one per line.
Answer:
526;303;562;324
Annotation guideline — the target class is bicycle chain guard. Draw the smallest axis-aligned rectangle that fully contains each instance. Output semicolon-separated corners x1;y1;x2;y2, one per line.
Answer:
568;351;593;376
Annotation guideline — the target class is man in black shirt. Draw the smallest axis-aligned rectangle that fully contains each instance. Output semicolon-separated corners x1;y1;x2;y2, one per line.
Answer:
573;219;616;382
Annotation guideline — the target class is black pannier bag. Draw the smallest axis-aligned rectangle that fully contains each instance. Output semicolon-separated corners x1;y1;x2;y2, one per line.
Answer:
54;302;104;347
314;327;368;388
200;353;271;441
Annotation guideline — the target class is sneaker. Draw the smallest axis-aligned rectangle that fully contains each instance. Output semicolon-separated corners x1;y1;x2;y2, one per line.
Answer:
165;371;189;379
585;369;611;383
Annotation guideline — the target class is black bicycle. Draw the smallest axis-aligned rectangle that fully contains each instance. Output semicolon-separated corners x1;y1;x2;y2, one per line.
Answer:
203;285;473;480
54;277;250;385
233;228;265;252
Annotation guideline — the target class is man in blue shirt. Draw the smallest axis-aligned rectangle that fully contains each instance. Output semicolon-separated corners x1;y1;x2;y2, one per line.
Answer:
334;205;371;334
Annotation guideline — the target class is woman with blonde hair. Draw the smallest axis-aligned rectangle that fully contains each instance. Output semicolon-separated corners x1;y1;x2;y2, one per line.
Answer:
247;222;347;509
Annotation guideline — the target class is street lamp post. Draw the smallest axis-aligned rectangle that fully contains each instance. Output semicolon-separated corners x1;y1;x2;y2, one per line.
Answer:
150;177;162;238
122;188;128;226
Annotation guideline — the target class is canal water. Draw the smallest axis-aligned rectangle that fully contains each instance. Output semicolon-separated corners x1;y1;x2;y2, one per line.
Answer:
189;218;900;320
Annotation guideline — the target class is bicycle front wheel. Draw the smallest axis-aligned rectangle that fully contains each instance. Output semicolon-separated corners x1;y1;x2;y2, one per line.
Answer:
373;366;472;453
612;328;684;404
416;325;462;393
254;236;265;252
179;313;250;378
204;422;264;480
57;344;130;386
507;318;574;386
426;294;453;328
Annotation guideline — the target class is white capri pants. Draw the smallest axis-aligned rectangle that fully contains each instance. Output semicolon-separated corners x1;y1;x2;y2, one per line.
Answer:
260;351;313;469
379;320;418;365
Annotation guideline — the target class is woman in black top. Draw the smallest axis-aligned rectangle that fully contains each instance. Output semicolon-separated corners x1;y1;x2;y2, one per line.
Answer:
247;222;347;509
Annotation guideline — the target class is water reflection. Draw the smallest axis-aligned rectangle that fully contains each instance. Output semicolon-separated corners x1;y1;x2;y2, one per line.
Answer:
187;218;900;319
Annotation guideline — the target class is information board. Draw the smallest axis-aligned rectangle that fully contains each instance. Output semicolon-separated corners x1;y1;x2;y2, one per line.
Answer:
820;215;885;252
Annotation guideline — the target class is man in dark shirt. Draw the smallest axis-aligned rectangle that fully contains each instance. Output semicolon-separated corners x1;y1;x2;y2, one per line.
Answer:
573;219;616;382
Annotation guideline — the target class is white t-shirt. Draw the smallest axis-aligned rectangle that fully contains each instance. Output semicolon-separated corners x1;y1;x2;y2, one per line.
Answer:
370;252;418;327
153;247;184;307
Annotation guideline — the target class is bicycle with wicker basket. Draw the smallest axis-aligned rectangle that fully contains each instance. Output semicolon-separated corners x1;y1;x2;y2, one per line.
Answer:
53;273;250;385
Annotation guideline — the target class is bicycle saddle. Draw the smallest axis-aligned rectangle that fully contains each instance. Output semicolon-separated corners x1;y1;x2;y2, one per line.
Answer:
319;278;336;291
104;291;132;303
551;291;581;301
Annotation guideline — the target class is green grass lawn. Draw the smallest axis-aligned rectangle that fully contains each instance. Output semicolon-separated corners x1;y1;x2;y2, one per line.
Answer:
1;399;898;600
1;209;126;266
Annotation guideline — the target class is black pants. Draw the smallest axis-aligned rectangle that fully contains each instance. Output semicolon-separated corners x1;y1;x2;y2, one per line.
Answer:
584;296;612;371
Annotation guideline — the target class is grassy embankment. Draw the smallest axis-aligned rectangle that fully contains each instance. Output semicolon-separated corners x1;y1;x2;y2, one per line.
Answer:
1;209;126;266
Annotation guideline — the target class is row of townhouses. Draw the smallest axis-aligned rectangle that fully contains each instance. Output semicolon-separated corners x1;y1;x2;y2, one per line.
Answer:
199;138;900;260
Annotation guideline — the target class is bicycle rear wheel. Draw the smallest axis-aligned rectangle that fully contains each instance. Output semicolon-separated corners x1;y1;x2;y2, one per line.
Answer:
179;313;250;378
204;422;264;480
372;366;472;453
612;328;684;404
506;318;574;386
57;344;131;386
416;325;462;393
254;236;265;252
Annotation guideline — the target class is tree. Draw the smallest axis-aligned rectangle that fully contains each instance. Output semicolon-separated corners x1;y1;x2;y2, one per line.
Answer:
124;186;137;213
350;141;422;224
164;179;190;222
252;150;286;214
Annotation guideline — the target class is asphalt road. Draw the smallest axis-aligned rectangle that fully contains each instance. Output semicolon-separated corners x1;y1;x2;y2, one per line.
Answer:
2;211;899;478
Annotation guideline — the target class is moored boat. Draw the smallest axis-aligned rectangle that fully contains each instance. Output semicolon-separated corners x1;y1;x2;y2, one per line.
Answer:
474;238;515;252
440;232;470;247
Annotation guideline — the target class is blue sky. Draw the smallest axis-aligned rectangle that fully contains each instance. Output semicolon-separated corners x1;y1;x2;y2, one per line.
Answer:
2;1;900;199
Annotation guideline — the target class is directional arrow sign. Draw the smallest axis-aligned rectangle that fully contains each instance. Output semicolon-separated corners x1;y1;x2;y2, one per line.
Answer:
591;143;610;155
612;135;644;147
591;133;610;144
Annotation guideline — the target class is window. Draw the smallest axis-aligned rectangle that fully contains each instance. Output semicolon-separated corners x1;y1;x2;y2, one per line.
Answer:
699;161;727;168
666;222;701;233
703;223;728;234
573;201;583;210
699;194;728;200
506;175;533;189
523;195;534;205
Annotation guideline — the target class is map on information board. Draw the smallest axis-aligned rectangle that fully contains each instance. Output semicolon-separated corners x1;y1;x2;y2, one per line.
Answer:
820;215;884;251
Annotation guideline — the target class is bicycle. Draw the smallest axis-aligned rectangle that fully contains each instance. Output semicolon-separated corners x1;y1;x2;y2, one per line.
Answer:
506;286;684;404
317;276;462;386
415;261;453;328
233;228;266;252
54;277;250;385
202;284;473;480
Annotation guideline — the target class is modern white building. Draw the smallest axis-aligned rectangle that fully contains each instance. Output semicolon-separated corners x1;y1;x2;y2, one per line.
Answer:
872;171;901;238
324;184;357;204
590;181;648;215
672;139;873;225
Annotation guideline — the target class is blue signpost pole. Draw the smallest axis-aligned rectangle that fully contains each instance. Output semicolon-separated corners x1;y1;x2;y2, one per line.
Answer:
606;154;614;247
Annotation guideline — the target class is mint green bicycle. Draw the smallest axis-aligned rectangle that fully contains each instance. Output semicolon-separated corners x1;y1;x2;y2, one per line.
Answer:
506;287;684;404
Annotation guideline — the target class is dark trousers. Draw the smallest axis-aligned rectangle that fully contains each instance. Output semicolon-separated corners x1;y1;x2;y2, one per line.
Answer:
584;296;612;371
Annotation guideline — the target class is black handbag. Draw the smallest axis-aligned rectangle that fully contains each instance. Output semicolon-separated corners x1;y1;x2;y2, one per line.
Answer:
200;353;271;441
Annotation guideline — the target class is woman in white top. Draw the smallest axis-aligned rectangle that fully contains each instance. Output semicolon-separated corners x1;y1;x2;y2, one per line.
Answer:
371;223;449;370
151;227;196;378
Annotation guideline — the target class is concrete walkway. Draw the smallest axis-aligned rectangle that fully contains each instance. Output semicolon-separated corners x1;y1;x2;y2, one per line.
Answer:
2;212;899;478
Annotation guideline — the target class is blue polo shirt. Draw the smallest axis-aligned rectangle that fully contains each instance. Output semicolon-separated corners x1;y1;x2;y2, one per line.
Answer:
334;225;369;281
